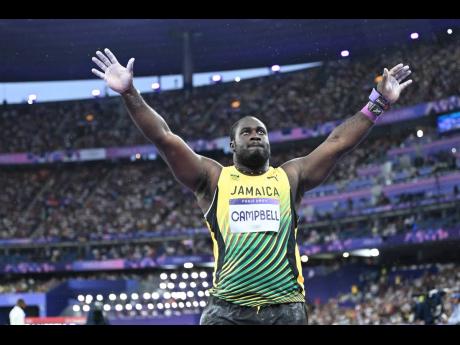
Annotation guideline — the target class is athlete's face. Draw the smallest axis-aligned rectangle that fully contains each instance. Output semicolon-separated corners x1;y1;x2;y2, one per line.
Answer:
231;117;270;168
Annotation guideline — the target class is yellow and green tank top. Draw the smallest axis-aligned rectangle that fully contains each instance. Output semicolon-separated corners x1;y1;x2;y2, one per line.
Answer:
204;165;305;307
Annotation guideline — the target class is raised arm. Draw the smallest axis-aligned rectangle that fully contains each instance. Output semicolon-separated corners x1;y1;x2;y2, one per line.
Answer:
281;63;413;201
91;49;222;204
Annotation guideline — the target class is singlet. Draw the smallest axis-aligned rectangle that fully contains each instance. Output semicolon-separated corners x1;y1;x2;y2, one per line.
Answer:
204;165;305;307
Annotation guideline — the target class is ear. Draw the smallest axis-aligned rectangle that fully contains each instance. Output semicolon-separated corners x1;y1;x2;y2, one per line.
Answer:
230;141;235;151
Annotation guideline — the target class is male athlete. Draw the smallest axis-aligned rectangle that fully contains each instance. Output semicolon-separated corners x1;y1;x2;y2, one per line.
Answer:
92;48;412;324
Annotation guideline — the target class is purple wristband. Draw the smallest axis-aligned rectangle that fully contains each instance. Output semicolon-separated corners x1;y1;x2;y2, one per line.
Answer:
361;103;378;123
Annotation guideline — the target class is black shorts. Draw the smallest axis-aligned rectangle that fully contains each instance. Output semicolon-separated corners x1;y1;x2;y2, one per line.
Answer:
200;295;308;325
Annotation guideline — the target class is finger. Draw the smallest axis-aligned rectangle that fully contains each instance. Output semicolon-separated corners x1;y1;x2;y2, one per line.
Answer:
96;50;112;67
382;68;389;83
394;65;410;80
91;68;105;79
389;63;404;75
104;48;119;64
92;57;107;71
400;79;413;91
126;58;135;73
397;70;412;82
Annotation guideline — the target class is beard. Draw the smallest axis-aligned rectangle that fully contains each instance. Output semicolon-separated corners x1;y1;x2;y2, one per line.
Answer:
237;145;270;169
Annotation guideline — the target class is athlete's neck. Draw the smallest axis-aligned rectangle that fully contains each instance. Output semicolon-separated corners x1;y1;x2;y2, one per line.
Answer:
234;161;269;176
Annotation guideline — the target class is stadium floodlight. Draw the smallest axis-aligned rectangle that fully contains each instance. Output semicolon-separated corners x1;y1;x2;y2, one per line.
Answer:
199;301;206;307
178;302;185;308
191;272;199;279
131;293;139;300
370;248;380;257
179;282;187;289
186;301;192;308
73;305;81;312
301;255;309;263
135;304;142;311
190;282;197;288
452;148;457;154
164;303;171;309
193;301;199;307
271;65;281;72
77;295;85;302
82;305;90;312
143;292;151;300
182;272;189;279
147;303;154;310
198;291;204;297
187;291;194;298
151;82;160;90
120;293;127;300
91;89;101;97
211;74;222;82
159;283;167;289
202;281;209;288
343;252;350;258
234;76;241;82
167;282;175;289
115;304;123;312
205;291;210;296
157;303;164;309
184;262;194;269
27;94;37;104
410;32;419;40
85;295;93;304
96;294;103;301
152;292;160;300
199;271;207;279
103;304;111;311
163;292;171;299
340;50;350;57
172;302;178;309
170;273;177;280
417;129;424;138
109;293;116;301
447;29;453;35
125;304;133;311
160;273;168;280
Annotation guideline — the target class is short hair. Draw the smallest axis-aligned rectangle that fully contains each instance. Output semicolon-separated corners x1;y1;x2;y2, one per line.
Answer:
229;116;265;142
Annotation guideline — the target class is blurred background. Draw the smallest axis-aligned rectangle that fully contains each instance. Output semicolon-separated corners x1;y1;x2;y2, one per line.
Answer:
1;19;460;325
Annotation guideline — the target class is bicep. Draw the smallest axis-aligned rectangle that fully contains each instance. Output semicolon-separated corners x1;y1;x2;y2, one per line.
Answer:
156;132;222;193
282;140;343;195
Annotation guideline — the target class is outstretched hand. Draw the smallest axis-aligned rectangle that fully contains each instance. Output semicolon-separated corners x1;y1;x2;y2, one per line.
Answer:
91;48;135;94
377;63;413;104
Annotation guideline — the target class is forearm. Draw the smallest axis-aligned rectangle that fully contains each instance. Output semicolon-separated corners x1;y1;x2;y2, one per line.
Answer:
121;85;171;144
326;111;374;154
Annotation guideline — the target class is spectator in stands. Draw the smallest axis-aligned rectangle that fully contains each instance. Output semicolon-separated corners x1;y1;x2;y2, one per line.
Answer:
86;301;110;325
448;293;460;325
9;299;26;325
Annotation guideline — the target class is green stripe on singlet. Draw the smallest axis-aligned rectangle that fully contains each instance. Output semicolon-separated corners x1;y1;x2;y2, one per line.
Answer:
219;261;293;297
219;209;290;277
218;231;267;277
226;274;299;304
219;215;290;287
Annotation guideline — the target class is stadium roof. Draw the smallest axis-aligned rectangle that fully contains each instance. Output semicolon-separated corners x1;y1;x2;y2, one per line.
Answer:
1;19;460;82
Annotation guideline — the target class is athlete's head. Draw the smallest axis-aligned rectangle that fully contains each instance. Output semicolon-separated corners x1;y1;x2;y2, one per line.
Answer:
230;116;270;169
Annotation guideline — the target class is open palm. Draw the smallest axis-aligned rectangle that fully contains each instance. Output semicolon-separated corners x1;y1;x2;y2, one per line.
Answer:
377;63;413;104
91;48;135;94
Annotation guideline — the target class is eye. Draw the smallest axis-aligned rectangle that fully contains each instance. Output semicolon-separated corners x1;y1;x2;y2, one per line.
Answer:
258;129;265;135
